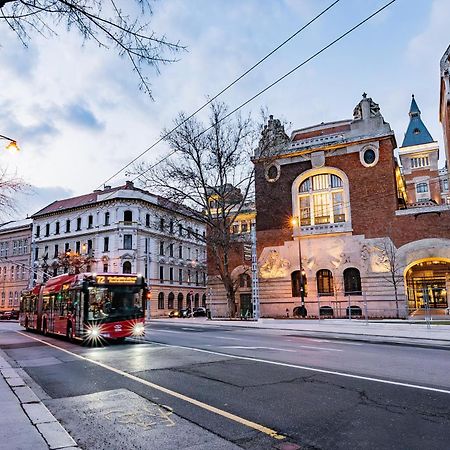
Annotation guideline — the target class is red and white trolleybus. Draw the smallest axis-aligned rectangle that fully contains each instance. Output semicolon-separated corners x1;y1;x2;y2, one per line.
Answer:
20;273;147;342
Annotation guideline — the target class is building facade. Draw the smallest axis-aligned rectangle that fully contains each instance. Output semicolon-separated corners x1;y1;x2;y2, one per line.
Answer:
31;182;206;317
210;93;450;319
0;219;32;311
440;44;450;177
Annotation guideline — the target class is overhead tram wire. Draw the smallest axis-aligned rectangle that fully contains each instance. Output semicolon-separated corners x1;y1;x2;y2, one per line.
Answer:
30;0;398;247
96;0;342;190
28;1;342;237
131;0;398;185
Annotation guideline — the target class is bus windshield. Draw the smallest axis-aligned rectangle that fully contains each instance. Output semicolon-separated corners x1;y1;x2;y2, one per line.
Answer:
87;285;144;321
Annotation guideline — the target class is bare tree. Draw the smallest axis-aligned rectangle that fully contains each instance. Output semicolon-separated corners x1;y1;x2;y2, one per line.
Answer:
0;167;29;219
374;238;403;318
134;102;260;317
0;0;184;98
49;251;95;275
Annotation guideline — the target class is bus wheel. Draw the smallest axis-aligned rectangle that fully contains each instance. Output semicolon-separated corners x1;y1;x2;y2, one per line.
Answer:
24;317;29;331
67;324;74;342
115;337;126;344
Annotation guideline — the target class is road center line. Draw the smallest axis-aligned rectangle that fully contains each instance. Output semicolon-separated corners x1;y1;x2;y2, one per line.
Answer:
298;345;343;352
144;338;450;395
221;346;297;352
16;331;285;441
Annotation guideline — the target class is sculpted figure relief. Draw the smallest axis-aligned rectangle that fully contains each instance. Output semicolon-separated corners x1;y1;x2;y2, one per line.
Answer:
259;250;291;279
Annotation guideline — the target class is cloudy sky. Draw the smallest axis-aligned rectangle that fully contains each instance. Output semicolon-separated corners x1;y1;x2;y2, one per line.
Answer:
0;0;449;219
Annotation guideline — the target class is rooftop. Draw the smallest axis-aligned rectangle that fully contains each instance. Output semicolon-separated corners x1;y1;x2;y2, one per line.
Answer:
401;95;435;148
0;218;32;232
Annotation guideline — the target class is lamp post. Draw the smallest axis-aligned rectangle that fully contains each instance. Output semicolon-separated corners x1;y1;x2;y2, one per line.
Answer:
291;216;307;317
0;134;19;152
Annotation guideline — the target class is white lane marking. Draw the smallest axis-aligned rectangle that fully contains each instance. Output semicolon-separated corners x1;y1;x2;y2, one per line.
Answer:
144;339;450;395
155;330;184;334
181;328;198;331
331;341;364;346
16;332;285;440
212;336;241;341
221;346;296;352
298;345;342;352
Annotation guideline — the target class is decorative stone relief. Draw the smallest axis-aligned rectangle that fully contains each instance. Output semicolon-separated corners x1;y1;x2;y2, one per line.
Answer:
259;249;291;279
311;151;325;168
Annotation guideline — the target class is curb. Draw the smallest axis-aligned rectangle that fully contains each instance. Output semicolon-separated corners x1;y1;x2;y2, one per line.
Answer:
0;351;79;450
147;319;450;351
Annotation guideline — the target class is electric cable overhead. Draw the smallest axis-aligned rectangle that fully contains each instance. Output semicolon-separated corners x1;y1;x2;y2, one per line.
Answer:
22;0;400;262
131;0;398;184
97;0;342;189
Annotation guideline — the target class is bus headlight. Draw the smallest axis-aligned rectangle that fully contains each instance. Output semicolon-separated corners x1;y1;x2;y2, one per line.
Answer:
132;323;145;336
87;325;101;337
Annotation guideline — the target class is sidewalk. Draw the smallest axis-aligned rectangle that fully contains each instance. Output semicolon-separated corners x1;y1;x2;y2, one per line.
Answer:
0;351;78;450
149;318;450;349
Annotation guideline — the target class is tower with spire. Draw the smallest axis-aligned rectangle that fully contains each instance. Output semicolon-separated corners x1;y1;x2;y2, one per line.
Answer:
399;95;442;205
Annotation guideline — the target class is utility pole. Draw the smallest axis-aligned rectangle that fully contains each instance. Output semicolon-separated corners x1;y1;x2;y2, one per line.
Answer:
251;219;260;320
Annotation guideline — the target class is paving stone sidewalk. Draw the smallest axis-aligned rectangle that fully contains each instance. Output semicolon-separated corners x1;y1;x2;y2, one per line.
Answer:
0;351;78;450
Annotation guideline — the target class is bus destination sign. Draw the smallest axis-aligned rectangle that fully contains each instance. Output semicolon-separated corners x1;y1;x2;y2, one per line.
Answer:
96;275;138;285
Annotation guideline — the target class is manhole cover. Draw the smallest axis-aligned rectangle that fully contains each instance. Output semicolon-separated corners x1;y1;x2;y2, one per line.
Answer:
274;443;302;450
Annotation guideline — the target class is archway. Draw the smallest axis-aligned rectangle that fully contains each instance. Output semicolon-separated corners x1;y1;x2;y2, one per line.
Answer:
405;259;450;311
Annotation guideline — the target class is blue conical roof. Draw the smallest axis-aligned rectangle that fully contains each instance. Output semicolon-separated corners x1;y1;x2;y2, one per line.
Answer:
401;95;434;147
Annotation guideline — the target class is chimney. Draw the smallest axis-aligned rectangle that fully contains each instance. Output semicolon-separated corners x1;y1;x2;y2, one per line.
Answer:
125;181;134;189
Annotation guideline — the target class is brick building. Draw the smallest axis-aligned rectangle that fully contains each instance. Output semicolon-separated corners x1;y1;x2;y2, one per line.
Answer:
245;93;450;319
0;219;32;312
440;44;450;178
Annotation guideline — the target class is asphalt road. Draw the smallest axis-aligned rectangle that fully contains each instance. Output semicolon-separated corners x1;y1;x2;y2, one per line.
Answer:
2;320;450;450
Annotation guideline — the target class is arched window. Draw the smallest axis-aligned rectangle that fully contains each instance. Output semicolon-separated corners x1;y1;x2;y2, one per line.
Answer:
168;292;175;310
104;212;110;226
124;210;133;223
202;294;206;308
194;293;199;308
122;261;132;274
317;269;334;296
239;273;251;288
1;291;4;306
344;268;362;296
177;292;183;309
291;271;307;297
297;172;346;226
158;292;164;310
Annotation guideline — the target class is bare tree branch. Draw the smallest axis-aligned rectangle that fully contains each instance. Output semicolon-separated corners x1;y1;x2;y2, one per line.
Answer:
0;0;185;98
131;102;259;317
0;166;29;219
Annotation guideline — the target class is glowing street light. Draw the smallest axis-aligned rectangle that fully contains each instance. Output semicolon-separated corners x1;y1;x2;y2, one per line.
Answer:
291;215;307;317
0;134;20;152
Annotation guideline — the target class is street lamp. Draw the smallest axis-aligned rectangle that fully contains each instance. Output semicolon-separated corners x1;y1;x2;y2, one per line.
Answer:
291;216;307;317
0;134;20;152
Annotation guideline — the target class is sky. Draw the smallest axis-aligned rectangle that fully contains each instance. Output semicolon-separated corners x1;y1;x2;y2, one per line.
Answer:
0;0;449;220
